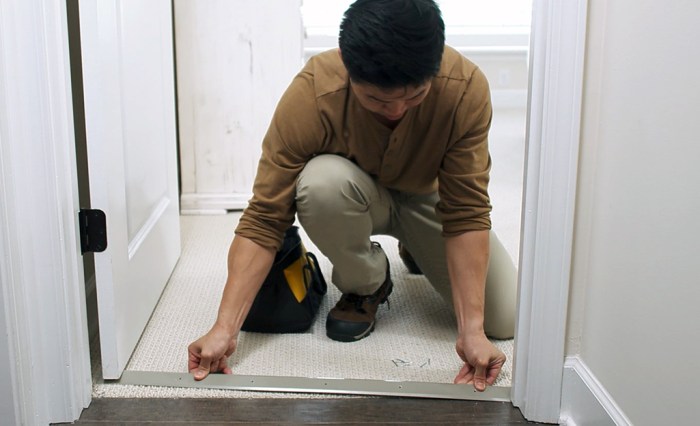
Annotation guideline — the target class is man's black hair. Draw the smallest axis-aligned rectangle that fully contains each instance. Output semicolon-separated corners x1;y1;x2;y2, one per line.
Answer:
338;0;445;88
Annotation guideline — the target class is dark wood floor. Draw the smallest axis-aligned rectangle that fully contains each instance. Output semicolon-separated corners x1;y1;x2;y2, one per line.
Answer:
58;397;544;425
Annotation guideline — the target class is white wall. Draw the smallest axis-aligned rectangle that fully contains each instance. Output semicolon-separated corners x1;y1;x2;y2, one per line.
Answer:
176;1;530;214
176;0;302;212
567;0;700;424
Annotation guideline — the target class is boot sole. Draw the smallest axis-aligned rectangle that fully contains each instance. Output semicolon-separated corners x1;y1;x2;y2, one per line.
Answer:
326;321;376;342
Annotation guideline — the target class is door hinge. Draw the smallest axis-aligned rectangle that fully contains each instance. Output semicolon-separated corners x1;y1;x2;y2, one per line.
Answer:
79;209;108;254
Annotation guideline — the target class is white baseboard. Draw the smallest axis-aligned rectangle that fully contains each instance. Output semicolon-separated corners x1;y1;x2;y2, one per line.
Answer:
560;356;632;426
179;193;251;214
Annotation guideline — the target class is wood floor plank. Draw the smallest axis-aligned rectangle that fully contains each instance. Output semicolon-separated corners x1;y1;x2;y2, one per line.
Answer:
63;397;539;424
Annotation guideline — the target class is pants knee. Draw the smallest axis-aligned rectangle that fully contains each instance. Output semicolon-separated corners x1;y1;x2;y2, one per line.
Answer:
484;312;516;340
296;155;371;217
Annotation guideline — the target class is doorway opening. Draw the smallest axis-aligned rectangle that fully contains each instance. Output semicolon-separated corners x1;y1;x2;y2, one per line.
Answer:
76;0;532;399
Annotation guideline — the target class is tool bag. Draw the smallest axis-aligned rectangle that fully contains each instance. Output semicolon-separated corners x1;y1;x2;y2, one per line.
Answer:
241;226;327;333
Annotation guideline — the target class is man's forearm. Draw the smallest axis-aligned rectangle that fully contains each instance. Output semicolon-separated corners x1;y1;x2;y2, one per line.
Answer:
445;230;490;335
214;235;276;335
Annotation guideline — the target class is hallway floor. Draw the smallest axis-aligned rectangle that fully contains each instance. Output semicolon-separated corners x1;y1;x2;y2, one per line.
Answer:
65;397;541;425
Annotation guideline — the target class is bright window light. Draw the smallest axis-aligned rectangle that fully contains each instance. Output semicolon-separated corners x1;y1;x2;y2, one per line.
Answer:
301;0;532;36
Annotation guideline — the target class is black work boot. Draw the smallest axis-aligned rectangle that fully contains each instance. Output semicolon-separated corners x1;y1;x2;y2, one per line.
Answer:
398;242;423;275
326;262;393;342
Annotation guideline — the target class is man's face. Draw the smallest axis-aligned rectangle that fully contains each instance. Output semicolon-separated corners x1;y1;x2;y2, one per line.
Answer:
350;80;431;123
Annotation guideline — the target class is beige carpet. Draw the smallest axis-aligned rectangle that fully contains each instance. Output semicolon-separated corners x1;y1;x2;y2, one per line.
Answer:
93;214;514;398
93;108;524;398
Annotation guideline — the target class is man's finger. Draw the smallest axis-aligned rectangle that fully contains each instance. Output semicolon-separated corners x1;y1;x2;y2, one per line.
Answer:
473;364;487;392
187;345;204;372
194;365;210;381
192;355;212;381
453;363;473;384
218;355;230;372
486;363;502;385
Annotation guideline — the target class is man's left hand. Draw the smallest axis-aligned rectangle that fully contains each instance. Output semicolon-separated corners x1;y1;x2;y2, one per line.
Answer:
453;333;506;391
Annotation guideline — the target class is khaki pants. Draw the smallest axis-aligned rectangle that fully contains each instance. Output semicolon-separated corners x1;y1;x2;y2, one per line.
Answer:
295;155;516;339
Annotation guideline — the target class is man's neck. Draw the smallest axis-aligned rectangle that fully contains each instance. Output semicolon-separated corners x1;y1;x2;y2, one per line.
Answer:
373;113;402;129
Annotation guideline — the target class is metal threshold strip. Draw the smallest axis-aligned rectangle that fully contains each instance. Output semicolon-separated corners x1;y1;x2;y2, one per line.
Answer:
117;371;511;401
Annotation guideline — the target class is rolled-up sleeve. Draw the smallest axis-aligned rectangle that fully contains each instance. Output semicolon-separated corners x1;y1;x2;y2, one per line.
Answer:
437;67;493;236
235;71;325;250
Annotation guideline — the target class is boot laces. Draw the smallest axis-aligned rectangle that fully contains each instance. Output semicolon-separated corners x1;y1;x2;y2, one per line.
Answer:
344;293;369;313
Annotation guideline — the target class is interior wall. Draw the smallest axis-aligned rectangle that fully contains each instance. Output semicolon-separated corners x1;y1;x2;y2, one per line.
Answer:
568;0;700;423
175;0;302;212
471;52;528;110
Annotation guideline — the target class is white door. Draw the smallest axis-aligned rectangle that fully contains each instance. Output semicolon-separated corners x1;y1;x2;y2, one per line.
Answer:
79;0;181;379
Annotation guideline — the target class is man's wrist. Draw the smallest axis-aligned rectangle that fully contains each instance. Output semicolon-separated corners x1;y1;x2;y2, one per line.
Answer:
214;314;241;337
454;304;485;335
458;320;485;337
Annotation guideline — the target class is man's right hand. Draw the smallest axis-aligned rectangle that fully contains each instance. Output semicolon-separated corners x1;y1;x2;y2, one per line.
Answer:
187;235;275;381
187;323;237;380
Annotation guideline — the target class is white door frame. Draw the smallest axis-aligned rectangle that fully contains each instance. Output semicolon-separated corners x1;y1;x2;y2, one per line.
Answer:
0;0;586;423
0;0;92;424
511;0;588;422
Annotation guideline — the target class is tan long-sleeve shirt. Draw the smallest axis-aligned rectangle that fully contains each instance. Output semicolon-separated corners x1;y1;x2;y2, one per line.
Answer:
235;46;492;250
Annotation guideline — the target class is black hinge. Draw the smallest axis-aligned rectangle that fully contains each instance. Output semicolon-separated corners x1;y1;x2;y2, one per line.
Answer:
79;209;108;254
